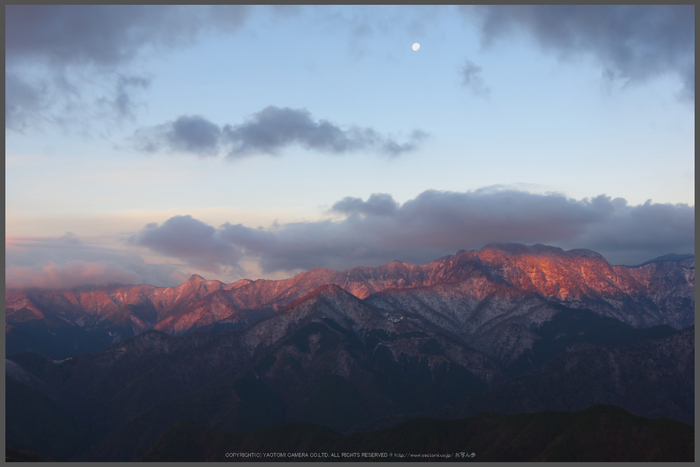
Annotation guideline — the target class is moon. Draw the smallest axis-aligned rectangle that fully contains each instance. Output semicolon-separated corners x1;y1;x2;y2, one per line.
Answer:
412;42;420;51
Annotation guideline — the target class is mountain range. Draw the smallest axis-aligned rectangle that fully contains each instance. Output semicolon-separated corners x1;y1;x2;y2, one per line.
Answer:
6;243;694;359
4;243;694;461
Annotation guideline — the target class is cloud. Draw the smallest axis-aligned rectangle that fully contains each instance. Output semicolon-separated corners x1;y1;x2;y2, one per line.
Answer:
6;261;143;290
223;106;427;157
217;223;279;254
131;189;694;274
5;5;251;131
133;115;223;156
127;215;242;273
468;5;695;101
7;190;693;288
575;199;696;265
6;234;186;288
331;193;400;217
459;59;490;96
131;107;428;157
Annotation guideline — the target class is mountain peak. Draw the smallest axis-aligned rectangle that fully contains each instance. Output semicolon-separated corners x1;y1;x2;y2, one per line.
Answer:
305;283;359;303
314;283;351;296
382;259;408;270
188;274;206;283
478;243;606;261
563;248;605;260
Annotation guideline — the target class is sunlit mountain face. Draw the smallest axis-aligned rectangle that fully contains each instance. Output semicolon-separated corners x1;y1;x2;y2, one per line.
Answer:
6;244;694;355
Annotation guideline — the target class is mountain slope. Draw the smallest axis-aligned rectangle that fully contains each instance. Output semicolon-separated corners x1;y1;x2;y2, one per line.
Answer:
8;284;503;461
437;325;694;426
6;245;694;360
6;378;97;461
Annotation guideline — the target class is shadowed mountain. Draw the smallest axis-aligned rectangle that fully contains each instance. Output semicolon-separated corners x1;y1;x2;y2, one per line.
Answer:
139;404;694;462
505;306;678;376
435;325;695;426
6;378;96;461
7;284;501;461
5;444;54;462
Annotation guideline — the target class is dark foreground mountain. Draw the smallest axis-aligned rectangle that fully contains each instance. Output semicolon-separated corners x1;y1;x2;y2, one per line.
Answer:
5;444;54;462
436;325;695;426
140;404;694;462
6;244;694;359
5;378;96;461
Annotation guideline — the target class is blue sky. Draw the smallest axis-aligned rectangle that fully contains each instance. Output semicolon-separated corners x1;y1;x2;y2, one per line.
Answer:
5;5;695;288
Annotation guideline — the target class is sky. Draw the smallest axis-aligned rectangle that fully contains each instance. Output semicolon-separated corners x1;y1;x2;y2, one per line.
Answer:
5;5;695;289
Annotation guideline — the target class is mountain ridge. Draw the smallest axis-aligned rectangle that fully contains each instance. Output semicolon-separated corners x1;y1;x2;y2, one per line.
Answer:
6;244;694;359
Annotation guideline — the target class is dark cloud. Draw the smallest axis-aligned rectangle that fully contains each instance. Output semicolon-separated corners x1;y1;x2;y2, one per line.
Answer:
575;199;696;265
128;215;242;273
223;106;427;157
468;5;695;101
459;59;489;96
7;5;164;67
131;107;428;157
5;5;251;131
133;115;222;156
227;220;377;273
169;116;222;154
331;193;400;217
217;223;278;254
132;189;694;274
12;190;691;288
224;107;346;156
6;5;251;68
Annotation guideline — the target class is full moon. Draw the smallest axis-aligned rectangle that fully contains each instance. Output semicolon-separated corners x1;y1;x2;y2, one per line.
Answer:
412;42;420;51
